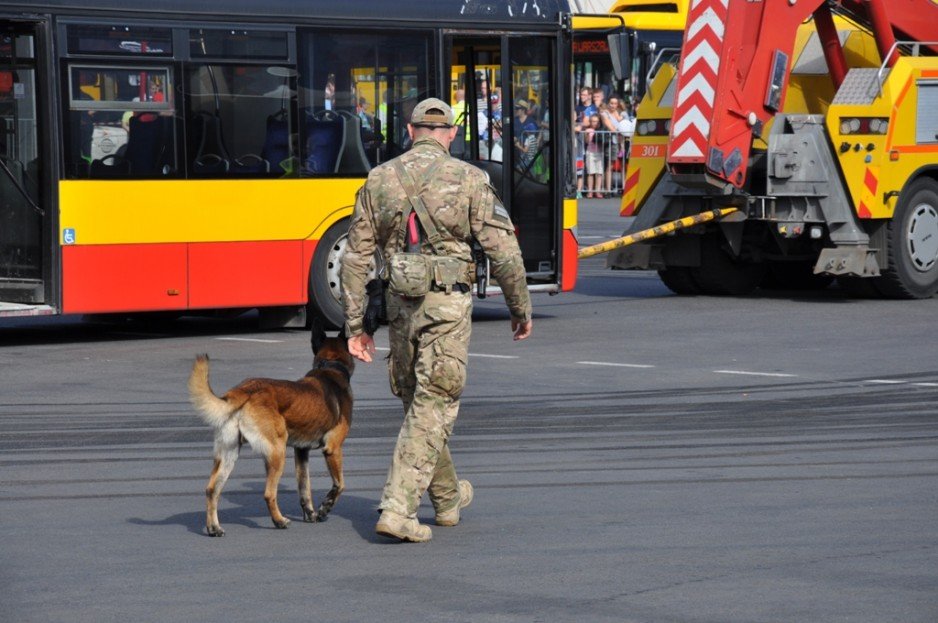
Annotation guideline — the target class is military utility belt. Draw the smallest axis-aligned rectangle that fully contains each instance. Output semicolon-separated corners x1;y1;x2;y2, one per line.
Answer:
387;253;475;296
385;158;474;297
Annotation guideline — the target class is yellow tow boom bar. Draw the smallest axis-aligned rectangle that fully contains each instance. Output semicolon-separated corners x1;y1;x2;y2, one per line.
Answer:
577;208;740;259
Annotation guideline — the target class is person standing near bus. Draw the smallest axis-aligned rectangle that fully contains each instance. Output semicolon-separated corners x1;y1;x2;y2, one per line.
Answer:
341;97;533;543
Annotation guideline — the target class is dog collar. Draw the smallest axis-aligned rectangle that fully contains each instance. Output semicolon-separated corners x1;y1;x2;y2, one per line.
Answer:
314;359;351;381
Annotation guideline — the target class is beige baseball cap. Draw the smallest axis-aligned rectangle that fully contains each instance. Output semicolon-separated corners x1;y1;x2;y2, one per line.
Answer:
410;97;454;127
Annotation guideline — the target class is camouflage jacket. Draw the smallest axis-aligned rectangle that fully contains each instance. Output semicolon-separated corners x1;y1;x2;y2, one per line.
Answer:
342;136;532;336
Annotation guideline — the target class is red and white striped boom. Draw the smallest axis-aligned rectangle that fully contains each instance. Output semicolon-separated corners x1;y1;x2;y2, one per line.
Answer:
666;0;938;189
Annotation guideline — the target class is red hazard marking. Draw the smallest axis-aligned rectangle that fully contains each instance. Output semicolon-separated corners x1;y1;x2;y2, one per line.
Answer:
624;170;640;194
864;168;878;195
670;0;727;163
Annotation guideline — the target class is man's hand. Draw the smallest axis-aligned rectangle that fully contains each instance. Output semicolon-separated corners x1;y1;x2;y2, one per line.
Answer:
511;318;532;341
348;333;376;363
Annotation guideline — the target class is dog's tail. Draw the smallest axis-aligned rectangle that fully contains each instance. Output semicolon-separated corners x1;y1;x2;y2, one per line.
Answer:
188;354;236;428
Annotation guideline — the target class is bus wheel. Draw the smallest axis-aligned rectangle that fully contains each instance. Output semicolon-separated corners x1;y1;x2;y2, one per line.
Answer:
690;233;765;295
657;267;701;295
874;178;938;299
307;218;350;330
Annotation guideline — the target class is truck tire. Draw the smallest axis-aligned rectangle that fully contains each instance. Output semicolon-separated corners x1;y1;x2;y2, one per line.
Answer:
874;178;938;299
307;218;350;330
657;267;701;294
690;233;765;295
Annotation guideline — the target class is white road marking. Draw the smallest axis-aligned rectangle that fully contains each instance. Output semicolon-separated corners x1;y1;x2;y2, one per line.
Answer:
578;361;656;368
215;337;283;343
864;379;908;385
913;382;938;387
714;369;797;378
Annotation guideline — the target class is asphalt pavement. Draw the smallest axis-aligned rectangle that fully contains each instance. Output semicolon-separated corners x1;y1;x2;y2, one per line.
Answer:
1;197;937;622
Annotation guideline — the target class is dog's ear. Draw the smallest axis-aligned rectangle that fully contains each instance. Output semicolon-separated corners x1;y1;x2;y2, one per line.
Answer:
310;318;326;354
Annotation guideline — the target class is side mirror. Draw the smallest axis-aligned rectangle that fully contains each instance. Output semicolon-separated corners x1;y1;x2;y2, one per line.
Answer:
608;32;633;83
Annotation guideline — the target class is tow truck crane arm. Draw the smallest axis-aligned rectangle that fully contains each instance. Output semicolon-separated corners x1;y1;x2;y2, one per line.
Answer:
666;0;938;189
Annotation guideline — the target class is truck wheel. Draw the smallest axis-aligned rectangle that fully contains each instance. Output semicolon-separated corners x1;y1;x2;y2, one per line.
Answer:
657;267;701;294
307;218;350;330
874;178;938;299
690;233;765;295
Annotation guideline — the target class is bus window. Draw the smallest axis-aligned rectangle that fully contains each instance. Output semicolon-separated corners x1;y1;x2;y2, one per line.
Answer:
189;28;288;60
296;29;431;174
185;64;297;177
64;64;176;178
509;37;554;276
66;24;172;56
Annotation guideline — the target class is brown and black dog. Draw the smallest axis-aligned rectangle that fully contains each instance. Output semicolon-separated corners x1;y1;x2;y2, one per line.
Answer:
188;323;353;537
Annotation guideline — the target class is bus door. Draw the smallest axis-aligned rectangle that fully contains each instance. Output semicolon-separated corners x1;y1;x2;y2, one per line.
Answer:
0;20;47;305
447;35;557;284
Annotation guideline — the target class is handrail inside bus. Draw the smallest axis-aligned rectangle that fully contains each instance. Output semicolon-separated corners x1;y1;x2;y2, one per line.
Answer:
0;158;44;216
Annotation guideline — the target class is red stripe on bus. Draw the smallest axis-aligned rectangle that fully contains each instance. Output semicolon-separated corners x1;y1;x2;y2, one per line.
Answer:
562;229;578;292
188;240;307;309
858;202;872;219
62;240;318;314
621;200;637;216
62;243;188;314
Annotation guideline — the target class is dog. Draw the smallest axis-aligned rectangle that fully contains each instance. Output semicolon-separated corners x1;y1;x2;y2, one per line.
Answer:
188;323;353;537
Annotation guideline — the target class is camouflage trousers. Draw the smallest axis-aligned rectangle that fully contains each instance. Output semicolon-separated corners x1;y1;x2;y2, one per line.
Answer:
379;289;472;518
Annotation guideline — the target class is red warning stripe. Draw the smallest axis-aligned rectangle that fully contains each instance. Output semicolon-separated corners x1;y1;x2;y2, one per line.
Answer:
624;169;640;195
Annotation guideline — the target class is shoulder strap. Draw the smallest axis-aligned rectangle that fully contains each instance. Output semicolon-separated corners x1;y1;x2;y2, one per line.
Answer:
392;157;448;255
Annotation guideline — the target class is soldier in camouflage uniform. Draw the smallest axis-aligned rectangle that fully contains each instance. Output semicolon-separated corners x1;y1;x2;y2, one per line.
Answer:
341;97;533;543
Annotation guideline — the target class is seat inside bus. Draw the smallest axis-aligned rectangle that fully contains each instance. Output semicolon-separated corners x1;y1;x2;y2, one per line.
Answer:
304;110;345;174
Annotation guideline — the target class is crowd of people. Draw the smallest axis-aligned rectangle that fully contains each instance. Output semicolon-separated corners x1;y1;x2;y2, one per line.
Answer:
574;86;636;199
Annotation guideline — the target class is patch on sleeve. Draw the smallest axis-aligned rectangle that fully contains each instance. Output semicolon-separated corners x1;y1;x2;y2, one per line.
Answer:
492;200;511;223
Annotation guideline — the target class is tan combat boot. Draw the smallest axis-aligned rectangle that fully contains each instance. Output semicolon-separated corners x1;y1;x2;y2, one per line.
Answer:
435;480;473;527
375;510;432;543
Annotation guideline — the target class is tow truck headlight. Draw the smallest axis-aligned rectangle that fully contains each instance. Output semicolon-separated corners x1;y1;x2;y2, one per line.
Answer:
637;120;669;136
869;118;889;134
839;117;889;135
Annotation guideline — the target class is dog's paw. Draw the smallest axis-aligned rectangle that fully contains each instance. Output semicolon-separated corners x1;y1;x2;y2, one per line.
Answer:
314;507;330;522
206;526;225;537
302;509;319;523
272;517;291;529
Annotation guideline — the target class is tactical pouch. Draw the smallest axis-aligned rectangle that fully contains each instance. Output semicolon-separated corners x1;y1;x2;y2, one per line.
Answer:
431;256;469;293
387;252;432;297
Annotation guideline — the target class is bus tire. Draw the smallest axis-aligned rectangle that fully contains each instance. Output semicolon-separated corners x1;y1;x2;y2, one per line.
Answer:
690;233;765;295
307;218;350;330
874;178;938;299
657;267;701;295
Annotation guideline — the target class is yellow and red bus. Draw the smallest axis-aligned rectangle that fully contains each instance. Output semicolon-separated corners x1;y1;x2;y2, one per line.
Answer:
572;0;687;101
0;0;577;328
